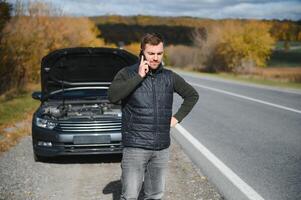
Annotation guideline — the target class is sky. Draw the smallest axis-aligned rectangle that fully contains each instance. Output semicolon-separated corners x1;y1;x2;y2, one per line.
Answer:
7;0;301;20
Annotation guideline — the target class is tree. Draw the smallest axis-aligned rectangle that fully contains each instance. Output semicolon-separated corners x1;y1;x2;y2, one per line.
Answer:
0;1;105;94
194;21;275;72
192;25;223;72
0;0;12;32
270;20;301;50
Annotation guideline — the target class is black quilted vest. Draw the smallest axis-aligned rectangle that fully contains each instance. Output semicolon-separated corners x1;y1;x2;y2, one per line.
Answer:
121;63;174;150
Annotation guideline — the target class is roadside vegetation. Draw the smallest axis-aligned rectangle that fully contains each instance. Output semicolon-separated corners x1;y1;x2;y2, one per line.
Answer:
166;41;301;86
0;1;109;96
93;15;301;86
0;0;112;152
0;82;40;152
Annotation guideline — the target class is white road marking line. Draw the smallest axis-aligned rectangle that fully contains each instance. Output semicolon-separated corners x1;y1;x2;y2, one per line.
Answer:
190;82;301;114
175;124;265;200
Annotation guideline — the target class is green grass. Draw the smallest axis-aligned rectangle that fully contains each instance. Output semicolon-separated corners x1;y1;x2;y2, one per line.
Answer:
0;85;40;152
0;92;40;127
268;50;301;67
270;41;301;67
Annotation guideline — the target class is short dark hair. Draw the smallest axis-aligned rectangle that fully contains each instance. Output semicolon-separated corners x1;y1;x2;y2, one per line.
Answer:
140;33;164;50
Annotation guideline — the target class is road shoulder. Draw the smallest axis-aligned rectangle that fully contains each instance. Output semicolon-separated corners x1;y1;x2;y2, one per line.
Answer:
0;135;222;200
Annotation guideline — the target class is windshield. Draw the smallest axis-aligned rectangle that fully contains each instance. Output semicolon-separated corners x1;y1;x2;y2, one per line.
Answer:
49;88;108;100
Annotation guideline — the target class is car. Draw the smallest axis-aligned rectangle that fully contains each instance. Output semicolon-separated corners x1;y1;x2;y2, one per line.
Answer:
31;47;138;161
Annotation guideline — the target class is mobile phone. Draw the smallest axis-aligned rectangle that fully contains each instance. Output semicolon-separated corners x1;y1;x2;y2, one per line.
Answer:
139;50;145;62
139;50;150;75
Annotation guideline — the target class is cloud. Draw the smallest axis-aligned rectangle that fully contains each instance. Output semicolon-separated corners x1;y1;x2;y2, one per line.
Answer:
215;1;301;19
7;0;301;20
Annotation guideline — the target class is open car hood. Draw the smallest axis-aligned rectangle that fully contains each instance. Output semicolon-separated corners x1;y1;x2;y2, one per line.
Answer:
41;47;138;100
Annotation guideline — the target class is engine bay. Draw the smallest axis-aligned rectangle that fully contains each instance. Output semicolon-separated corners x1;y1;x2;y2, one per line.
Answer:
39;102;121;120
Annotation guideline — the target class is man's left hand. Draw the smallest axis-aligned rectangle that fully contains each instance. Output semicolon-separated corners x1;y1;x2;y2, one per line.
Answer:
170;117;178;127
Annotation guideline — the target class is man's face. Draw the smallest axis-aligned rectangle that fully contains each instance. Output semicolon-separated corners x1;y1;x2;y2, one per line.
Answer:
143;42;164;70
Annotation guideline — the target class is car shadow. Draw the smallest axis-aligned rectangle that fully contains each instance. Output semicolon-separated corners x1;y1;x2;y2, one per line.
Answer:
103;180;144;200
39;154;123;164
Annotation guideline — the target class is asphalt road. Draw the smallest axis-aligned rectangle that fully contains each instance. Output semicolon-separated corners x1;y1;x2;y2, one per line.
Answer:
173;71;301;200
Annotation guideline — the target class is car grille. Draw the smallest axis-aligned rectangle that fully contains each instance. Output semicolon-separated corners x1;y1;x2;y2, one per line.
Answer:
56;119;121;132
60;142;123;153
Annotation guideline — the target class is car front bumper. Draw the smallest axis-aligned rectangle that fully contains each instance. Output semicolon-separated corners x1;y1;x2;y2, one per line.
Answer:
32;126;123;157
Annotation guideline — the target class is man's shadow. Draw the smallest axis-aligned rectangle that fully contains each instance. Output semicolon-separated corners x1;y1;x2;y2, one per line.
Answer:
103;180;144;200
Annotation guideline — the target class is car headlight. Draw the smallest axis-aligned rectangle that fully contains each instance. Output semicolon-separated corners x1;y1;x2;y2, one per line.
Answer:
35;117;57;129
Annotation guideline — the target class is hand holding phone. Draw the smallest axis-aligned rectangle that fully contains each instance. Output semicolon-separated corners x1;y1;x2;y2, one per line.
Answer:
138;54;149;78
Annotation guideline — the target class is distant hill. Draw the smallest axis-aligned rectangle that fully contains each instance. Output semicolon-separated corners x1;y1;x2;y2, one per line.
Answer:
90;15;216;27
90;15;301;46
96;24;195;45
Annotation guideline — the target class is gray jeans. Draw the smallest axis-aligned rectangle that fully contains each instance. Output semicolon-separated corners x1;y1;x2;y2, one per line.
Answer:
120;147;169;200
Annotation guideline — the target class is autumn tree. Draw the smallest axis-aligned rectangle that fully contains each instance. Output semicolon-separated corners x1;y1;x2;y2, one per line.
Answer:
192;26;223;72
0;0;12;32
270;20;300;50
194;21;275;72
0;1;105;94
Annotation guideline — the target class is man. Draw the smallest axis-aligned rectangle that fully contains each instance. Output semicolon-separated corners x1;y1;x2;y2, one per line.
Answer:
108;33;199;200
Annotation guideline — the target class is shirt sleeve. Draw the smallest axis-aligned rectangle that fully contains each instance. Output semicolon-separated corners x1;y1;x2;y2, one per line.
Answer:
173;72;199;122
108;67;143;104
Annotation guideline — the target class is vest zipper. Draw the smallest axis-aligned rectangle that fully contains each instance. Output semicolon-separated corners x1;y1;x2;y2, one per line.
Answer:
151;76;157;149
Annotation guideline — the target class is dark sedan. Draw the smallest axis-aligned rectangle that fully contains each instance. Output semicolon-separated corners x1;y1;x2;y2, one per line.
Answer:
31;47;138;161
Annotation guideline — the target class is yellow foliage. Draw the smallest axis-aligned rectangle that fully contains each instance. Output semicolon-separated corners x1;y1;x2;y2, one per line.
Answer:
216;21;275;70
0;1;106;94
298;32;301;41
123;42;141;55
193;20;275;71
270;21;300;41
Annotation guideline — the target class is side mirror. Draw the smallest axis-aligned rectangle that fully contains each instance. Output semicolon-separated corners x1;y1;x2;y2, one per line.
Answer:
32;91;42;100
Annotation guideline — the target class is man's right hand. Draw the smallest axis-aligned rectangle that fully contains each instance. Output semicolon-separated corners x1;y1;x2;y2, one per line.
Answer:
138;55;149;78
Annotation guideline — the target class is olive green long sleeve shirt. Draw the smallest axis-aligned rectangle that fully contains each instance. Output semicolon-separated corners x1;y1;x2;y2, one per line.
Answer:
108;67;199;122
